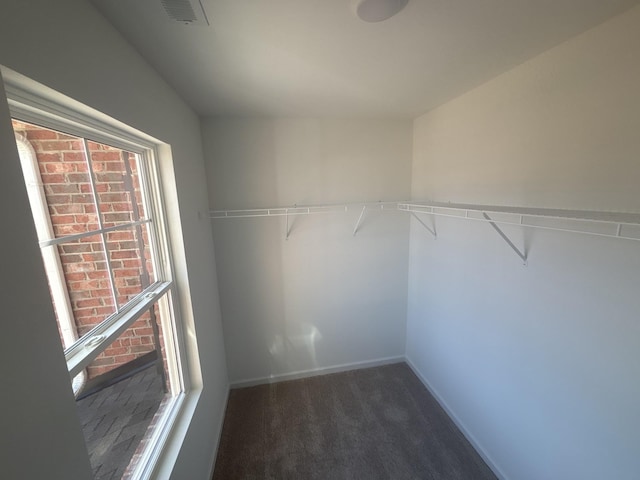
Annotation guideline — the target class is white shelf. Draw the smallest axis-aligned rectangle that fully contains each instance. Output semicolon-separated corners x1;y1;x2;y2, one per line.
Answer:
209;200;640;259
209;201;399;219
210;201;399;238
399;201;640;225
401;201;640;265
399;202;640;242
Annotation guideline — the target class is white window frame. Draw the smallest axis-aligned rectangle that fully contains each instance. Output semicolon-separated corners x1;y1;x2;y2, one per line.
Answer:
5;75;192;480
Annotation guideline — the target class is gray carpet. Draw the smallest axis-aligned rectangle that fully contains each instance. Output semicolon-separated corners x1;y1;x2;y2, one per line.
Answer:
213;363;496;480
76;366;164;480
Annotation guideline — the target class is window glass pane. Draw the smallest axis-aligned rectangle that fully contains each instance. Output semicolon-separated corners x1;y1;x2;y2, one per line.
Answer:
87;311;157;379
47;234;115;344
86;141;147;228
11;120;99;237
81;293;177;390
107;224;156;308
75;310;175;479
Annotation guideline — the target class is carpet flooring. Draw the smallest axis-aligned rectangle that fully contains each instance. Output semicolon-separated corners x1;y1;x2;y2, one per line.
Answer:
76;366;165;480
213;362;497;480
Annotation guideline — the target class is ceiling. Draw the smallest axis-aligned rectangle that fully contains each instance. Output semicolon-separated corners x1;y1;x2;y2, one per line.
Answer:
91;0;639;118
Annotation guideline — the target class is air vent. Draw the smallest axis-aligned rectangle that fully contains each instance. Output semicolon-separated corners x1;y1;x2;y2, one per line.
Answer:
161;0;209;26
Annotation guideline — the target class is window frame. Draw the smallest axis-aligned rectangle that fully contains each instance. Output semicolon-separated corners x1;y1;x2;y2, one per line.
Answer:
6;78;192;480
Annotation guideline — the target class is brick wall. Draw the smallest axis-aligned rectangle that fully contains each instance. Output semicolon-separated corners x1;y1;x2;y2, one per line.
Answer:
13;120;160;380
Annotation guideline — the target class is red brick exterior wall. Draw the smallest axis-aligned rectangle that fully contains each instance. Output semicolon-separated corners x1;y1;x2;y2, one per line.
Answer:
13;120;159;379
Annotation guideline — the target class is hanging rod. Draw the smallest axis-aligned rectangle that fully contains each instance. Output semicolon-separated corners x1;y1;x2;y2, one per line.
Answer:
210;201;399;219
399;202;640;242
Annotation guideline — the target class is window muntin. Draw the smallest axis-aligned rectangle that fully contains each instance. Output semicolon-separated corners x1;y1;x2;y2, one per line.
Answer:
52;233;117;338
106;224;157;306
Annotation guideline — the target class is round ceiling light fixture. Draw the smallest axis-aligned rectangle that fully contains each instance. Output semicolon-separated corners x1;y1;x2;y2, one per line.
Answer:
355;0;409;23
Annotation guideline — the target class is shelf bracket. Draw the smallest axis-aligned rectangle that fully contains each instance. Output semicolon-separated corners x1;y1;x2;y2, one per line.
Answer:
285;209;290;240
410;212;437;239
353;206;367;236
483;212;528;266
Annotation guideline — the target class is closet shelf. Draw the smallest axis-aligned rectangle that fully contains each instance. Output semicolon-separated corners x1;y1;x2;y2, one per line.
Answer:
400;202;640;265
211;201;640;230
209;202;398;219
209;201;640;258
399;202;640;238
398;202;640;226
209;202;399;239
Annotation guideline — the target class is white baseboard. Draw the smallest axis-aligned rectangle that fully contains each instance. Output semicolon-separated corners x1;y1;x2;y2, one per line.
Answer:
404;357;508;480
230;355;405;388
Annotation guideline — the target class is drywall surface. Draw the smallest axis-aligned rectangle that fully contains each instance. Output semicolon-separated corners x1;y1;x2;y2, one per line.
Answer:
203;118;412;383
407;6;640;480
0;1;228;478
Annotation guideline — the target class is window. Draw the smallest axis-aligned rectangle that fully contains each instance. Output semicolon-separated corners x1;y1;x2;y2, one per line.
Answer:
8;87;188;479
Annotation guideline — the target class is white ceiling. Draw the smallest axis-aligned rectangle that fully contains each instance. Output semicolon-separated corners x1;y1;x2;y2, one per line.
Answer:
91;0;639;118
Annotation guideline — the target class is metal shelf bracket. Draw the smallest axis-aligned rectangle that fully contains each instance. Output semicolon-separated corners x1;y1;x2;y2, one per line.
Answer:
410;212;437;239
483;212;528;266
285;208;291;240
353;206;367;236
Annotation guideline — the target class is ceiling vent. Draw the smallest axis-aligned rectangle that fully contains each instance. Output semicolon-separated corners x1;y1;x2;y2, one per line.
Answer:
161;0;209;26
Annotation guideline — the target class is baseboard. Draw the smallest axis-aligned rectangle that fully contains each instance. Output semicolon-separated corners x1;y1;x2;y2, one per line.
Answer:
404;356;509;480
230;355;405;388
207;384;230;479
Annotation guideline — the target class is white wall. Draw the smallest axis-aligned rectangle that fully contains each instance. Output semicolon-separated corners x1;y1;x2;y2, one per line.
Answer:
0;1;228;478
407;6;640;480
203;118;412;383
